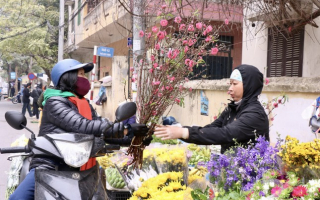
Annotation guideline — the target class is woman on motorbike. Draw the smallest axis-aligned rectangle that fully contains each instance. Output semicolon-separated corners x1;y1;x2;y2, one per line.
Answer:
9;59;149;200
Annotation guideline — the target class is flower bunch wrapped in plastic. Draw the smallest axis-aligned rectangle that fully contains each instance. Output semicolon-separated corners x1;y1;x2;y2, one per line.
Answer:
129;171;193;200
207;136;280;196
247;170;320;200
278;135;320;181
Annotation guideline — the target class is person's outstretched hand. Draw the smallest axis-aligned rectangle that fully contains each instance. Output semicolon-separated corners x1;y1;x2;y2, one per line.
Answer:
154;125;189;140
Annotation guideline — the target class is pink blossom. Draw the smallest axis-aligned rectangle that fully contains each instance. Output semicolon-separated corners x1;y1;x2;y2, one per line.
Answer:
161;4;167;9
151;55;155;61
139;30;144;37
155;43;160;50
167;50;173;59
205;36;212;42
152;26;159;33
188;24;194;32
175;98;181;104
165;86;170;90
225;18;229;25
152;81;161;85
161;86;165;91
179;85;184;91
188;66;193;72
130;67;134;72
271;186;282;197
202;30;207;36
174;16;182;23
206;25;213;33
265;78;270;85
152;110;157;116
182;40;188;45
188;39;195;46
184;46;189;53
213;116;217;120
211;47;219;55
131;77;136;82
149;68;153;73
145;32;151;38
153;63;158;68
157;10;162;16
169;76;175;81
179;24;186;30
160;19;168;27
185;78;189;82
188;60;195;68
172;49;179;59
185;59;191;65
196;22;203;29
273;102;278;108
158;93;163;97
157;31;166;40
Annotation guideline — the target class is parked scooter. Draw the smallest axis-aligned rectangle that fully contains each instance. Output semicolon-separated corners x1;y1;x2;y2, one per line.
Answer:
1;102;137;200
11;92;21;104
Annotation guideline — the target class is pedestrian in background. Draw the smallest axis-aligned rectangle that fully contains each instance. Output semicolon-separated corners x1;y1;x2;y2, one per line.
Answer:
31;83;42;122
22;83;34;118
10;86;15;97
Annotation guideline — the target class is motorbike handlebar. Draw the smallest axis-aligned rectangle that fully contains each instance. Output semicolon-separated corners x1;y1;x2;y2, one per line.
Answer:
0;146;31;154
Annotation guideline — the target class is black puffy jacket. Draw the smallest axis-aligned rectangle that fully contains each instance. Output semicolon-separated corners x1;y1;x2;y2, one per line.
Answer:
30;96;121;170
182;65;269;153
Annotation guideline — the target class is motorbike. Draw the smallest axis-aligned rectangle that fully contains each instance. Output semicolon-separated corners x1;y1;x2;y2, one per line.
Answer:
1;102;137;200
11;92;21;104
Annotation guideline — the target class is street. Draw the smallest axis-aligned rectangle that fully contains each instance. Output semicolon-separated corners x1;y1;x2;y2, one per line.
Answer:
0;100;39;199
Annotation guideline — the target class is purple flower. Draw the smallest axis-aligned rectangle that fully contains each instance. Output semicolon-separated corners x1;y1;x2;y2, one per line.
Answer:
259;191;265;196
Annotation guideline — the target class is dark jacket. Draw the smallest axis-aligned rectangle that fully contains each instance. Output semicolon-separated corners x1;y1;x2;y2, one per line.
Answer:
22;87;31;103
30;96;122;170
31;87;42;104
182;65;269;153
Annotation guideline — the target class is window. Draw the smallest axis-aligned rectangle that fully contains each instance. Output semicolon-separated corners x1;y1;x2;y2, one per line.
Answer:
267;28;304;77
77;0;81;26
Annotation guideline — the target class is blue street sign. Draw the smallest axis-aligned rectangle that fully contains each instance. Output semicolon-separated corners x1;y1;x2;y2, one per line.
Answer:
10;72;16;79
127;37;133;47
97;46;114;58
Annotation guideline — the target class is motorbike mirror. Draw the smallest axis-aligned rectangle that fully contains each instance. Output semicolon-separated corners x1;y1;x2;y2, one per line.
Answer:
115;102;137;122
5;111;27;130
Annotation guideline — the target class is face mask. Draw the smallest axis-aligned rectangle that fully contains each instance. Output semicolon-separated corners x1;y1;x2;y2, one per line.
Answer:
75;77;91;97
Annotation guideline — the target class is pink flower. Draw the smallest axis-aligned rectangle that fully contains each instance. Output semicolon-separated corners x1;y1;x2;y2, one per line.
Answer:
211;47;219;55
158;93;163;97
213;116;217;120
265;78;270;85
179;24;186;30
153;63;158;68
167;50;173;59
188;24;194;32
196;22;203;29
292;186;308;197
151;55;155;61
152;110;157;116
139;30;144;37
205;36;212;42
271;186;282;197
172;49;179;59
130;67;134;72
182;40;188;45
131;77;136;82
188;39;195;46
185;78;189;82
175;98;181;104
169;76;175;81
273;102;278;108
157;31;166;40
160;19;168;27
152;26;159;33
161;4;167;9
202;30;207;36
185;59;191;65
165;86;170;90
157;10;162;16
152;81;161;85
188;66;193;72
206;25;213;33
189;60;195;68
149;68;153;73
179;85;184;91
184;46;189;53
145;32;151;38
161;86;165;91
278;99;282;103
155;43;160;50
174;16;182;23
225;18;229;25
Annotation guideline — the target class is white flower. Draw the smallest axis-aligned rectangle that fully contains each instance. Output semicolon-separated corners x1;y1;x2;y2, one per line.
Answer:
269;181;275;187
263;183;269;190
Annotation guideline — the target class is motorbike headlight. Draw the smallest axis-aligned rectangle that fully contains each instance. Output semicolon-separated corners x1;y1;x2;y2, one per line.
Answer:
54;140;93;168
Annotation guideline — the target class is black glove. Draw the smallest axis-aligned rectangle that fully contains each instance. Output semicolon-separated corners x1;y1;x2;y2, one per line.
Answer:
129;123;149;137
103;122;124;139
142;136;153;146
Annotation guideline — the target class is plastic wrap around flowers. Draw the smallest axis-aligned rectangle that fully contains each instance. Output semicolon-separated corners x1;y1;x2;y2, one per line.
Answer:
207;136;280;194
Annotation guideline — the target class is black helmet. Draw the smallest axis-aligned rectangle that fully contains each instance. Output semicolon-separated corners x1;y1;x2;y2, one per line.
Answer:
162;116;176;125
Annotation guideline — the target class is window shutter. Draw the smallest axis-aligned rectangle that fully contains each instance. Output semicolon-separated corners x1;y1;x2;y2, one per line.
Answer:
267;28;304;77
